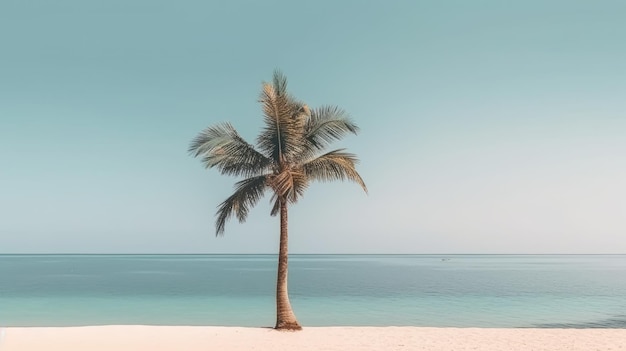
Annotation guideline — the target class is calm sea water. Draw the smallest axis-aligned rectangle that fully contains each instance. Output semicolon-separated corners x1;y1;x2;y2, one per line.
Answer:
1;254;625;328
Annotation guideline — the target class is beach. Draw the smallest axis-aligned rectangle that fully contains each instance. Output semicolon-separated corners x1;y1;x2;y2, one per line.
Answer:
2;326;625;351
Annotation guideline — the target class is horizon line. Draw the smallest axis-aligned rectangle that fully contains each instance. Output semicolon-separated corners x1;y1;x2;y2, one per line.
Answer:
1;253;625;256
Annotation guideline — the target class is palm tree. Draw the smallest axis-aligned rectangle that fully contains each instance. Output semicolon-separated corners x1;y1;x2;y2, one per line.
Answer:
189;71;367;330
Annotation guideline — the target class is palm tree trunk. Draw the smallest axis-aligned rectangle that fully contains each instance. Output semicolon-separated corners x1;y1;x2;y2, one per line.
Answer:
274;198;302;330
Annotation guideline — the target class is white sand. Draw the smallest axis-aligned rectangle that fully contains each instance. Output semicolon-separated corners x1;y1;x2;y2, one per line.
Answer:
1;326;625;351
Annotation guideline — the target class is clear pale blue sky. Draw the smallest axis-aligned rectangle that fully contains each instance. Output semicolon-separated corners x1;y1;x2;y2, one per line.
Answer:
1;0;625;253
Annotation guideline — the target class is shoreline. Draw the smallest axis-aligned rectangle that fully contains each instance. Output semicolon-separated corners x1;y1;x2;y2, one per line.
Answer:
2;326;625;351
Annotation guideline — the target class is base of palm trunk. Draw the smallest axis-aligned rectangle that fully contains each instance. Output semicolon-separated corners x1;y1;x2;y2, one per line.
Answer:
274;320;302;330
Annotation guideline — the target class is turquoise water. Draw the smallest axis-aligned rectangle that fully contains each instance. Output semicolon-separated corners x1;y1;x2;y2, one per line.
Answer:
1;254;625;327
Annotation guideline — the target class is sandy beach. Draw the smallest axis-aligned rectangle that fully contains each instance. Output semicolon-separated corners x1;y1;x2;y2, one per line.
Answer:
1;326;625;351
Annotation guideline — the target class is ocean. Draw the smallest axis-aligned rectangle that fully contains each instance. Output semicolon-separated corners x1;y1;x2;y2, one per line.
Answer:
1;254;625;328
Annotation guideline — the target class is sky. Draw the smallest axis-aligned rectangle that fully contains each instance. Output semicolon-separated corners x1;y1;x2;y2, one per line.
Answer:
1;0;625;254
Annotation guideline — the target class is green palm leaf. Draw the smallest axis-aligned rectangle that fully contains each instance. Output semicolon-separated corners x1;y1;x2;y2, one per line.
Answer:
189;122;271;177
301;149;367;193
305;105;359;151
215;175;268;235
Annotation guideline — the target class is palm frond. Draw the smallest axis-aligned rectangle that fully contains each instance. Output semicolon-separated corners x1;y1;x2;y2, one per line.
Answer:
257;78;307;164
270;197;280;217
215;175;268;236
305;106;359;151
272;69;288;96
189;122;271;177
301;149;367;193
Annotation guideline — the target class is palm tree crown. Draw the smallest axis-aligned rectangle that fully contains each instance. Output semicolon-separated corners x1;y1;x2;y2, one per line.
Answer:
189;71;367;235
